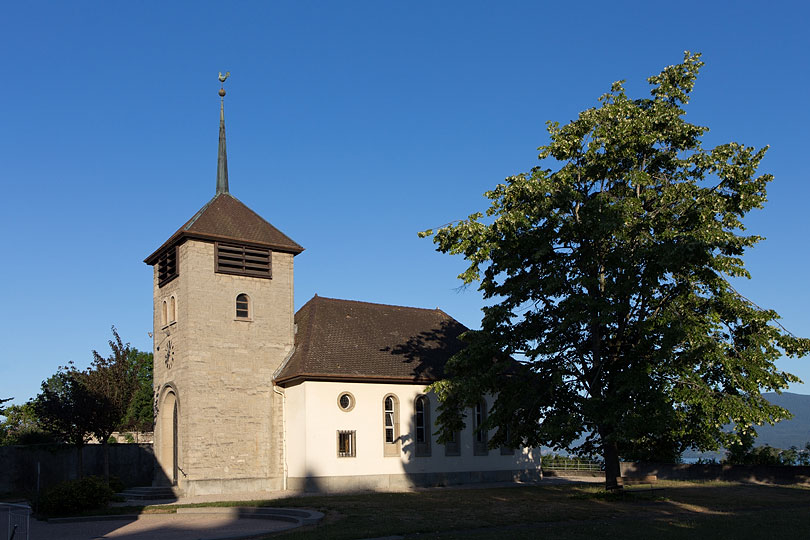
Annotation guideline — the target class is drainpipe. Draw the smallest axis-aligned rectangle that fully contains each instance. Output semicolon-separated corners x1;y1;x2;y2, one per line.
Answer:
273;385;288;491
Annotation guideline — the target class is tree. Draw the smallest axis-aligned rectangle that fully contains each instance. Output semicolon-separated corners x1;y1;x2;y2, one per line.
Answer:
421;52;810;489
83;327;140;481
119;349;154;433
32;369;98;478
0;401;55;445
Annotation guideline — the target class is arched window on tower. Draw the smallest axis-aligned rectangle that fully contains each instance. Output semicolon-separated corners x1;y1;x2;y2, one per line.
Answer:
161;300;168;326
169;296;177;323
235;293;251;320
383;394;400;456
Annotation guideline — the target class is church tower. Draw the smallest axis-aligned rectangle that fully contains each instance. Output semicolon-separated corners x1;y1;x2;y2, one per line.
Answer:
144;75;304;495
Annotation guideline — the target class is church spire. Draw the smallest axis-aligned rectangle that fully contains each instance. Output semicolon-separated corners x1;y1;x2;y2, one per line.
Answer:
216;71;230;195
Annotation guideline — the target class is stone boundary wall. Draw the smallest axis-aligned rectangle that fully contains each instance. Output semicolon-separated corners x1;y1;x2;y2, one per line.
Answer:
0;443;155;494
620;462;810;484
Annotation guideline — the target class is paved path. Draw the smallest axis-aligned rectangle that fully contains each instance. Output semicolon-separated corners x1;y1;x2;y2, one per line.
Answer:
41;513;297;540
3;505;300;540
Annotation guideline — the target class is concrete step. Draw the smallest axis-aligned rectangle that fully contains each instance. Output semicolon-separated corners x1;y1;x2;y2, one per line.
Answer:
117;486;180;500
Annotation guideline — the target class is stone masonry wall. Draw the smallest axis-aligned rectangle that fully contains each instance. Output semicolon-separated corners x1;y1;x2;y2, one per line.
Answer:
152;239;294;495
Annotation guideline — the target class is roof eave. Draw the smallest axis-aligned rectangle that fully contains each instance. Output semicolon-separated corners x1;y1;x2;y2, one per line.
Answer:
274;373;442;387
144;231;305;265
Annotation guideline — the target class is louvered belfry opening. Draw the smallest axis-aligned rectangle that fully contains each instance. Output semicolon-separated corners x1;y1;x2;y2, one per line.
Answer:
158;246;178;287
215;242;272;278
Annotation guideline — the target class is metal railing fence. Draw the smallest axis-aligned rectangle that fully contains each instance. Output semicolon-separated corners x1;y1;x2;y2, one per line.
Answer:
542;457;603;471
2;503;30;540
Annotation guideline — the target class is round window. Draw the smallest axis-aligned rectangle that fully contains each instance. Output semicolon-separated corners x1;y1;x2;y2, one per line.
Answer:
337;392;355;412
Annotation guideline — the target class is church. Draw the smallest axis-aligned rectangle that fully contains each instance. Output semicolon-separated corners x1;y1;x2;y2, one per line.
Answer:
143;79;542;496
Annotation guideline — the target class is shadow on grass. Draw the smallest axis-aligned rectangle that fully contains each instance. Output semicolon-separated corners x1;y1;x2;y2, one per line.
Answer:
262;481;810;540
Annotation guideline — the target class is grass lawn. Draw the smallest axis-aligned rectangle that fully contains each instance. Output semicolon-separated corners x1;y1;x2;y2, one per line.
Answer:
40;480;808;538
219;481;810;539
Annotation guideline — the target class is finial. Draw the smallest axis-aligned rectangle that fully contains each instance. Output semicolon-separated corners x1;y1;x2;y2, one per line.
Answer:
216;71;230;195
218;71;230;97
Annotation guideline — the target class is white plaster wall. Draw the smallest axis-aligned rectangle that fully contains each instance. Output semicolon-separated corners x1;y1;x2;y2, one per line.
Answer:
284;381;541;479
284;381;308;477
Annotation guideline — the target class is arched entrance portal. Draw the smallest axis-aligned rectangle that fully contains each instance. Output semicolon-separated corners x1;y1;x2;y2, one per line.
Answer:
157;389;179;486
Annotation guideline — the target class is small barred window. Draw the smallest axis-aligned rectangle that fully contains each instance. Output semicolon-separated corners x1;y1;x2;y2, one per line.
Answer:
337;430;356;457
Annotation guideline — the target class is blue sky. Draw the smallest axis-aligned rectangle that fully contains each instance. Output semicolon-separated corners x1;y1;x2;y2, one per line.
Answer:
2;1;808;406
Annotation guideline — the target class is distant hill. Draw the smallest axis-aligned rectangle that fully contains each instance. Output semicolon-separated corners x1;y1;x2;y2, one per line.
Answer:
754;392;810;450
682;392;810;461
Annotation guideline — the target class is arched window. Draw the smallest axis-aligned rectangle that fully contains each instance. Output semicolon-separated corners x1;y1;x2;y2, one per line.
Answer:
383;394;400;456
500;425;515;455
444;428;461;457
415;395;431;457
161;300;168;326
235;293;250;319
169;296;176;322
473;398;488;456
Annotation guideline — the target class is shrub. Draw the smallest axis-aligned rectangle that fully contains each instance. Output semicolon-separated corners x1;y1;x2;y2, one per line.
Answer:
38;476;115;516
107;475;125;493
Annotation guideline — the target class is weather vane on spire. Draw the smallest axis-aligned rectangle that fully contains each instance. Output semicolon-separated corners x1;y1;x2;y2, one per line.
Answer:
218;71;230;97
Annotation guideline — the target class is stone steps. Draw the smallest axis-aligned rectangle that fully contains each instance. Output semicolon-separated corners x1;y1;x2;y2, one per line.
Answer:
116;486;181;501
176;507;324;525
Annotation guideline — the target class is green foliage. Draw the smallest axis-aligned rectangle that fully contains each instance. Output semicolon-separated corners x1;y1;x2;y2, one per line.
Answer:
30;328;146;480
84;326;141;445
724;433;810;465
422;52;810;480
38;476;115;516
120;349;154;432
0;402;56;445
32;369;97;448
30;334;150;445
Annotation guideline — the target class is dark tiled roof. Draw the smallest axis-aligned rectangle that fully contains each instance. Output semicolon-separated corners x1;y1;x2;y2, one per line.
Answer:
275;296;468;385
145;193;303;264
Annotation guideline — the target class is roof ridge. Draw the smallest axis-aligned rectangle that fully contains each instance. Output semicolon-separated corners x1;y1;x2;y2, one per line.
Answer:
297;295;319;369
311;295;446;314
182;193;223;232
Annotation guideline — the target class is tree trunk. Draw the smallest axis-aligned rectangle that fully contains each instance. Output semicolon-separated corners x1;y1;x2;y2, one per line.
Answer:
602;437;621;491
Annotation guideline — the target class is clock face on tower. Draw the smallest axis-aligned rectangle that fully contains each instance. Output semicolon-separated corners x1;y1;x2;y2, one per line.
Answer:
164;340;175;369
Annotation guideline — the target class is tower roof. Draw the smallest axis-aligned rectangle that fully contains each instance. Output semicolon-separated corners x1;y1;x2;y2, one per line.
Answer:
144;192;303;264
274;296;468;386
145;73;303;265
